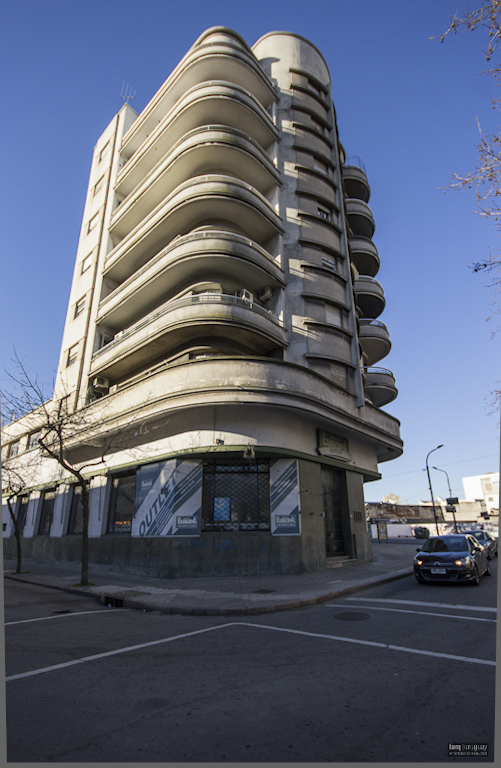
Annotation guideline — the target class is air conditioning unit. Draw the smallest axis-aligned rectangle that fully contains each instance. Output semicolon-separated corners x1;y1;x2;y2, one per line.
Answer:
258;286;273;302
92;377;109;391
239;289;253;302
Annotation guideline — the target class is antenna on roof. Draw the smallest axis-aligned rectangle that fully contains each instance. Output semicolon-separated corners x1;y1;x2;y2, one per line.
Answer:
120;81;136;105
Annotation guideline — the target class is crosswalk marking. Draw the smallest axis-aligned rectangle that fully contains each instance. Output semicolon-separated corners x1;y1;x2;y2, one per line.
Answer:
5;609;130;626
346;597;497;613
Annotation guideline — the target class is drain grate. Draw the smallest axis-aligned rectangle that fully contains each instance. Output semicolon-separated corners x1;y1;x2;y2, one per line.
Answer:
52;610;72;615
105;596;125;608
334;612;371;621
252;589;275;595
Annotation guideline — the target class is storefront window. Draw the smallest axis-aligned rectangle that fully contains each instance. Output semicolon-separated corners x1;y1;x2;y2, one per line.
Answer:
107;472;136;533
202;459;270;532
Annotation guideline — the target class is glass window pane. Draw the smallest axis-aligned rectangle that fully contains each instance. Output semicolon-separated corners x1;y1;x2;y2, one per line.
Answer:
107;472;136;533
202;460;270;532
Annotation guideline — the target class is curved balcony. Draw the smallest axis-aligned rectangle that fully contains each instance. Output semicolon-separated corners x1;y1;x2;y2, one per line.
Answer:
358;320;391;366
117;83;278;196
121;29;276;158
111;127;280;239
98;230;284;329
348;236;380;277
345;198;375;239
105;175;283;284
90;294;287;381
353;276;385;319
364;367;398;407
342;165;370;202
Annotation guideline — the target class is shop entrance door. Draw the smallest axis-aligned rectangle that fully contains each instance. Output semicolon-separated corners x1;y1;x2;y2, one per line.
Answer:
321;466;349;557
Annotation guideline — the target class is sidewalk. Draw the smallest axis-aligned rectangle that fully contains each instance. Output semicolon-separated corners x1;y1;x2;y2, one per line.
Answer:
3;538;417;616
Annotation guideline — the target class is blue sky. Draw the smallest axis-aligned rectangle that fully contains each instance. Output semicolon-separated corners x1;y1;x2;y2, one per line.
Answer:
1;0;499;503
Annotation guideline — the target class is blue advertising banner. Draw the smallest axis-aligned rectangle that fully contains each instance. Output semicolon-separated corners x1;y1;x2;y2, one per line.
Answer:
270;459;300;535
132;459;203;537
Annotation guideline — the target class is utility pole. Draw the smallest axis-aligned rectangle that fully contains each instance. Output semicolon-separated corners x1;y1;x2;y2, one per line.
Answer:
426;445;443;535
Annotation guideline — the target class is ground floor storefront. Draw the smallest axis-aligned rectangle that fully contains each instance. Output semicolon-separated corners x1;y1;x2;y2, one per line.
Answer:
3;453;372;577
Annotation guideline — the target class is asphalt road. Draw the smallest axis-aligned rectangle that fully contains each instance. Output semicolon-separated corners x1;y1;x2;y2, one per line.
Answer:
4;561;497;763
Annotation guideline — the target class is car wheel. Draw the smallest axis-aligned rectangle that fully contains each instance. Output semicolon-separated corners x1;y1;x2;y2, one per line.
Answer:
415;574;426;584
471;566;481;586
495;550;498;558
485;561;492;577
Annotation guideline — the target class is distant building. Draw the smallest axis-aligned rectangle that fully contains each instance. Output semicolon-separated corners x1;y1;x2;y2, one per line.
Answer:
462;473;499;516
366;502;444;523
2;27;402;577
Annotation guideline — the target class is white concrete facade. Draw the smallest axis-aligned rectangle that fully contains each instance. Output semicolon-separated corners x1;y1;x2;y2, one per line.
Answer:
2;28;402;576
462;473;499;516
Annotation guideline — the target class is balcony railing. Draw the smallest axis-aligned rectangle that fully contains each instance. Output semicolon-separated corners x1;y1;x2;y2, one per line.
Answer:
93;293;281;359
344;156;366;173
359;319;387;330
364;366;393;376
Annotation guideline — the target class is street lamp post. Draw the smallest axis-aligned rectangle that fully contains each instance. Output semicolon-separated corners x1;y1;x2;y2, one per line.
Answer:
433;465;459;533
426;445;443;535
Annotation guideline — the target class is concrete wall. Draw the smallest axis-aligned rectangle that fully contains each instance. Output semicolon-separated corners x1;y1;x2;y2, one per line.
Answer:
3;532;304;578
347;471;372;562
298;460;326;572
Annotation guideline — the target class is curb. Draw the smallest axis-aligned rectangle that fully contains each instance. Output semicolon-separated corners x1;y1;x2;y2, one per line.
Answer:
5;568;413;616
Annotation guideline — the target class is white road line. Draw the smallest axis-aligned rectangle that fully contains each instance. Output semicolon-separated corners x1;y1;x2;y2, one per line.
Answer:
5;609;130;626
5;623;236;682
6;619;495;682
239;623;495;666
346;597;497;613
386;644;495;665
326;604;496;623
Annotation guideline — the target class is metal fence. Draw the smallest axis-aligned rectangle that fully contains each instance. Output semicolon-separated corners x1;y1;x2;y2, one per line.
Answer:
202;459;271;532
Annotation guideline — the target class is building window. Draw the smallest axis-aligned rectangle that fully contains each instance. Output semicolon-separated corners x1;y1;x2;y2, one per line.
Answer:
81;253;93;274
7;440;20;458
107;471;136;533
87;213;99;234
201;459;271;532
28;431;41;449
16;495;30;534
67;483;88;535
99;140;110;162
93;175;105;197
66;343;79;367
74;297;86;318
38;489;56;535
317;207;331;220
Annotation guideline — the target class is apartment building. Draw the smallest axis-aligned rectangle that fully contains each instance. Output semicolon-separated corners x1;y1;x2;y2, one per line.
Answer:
463;473;499;516
2;27;402;577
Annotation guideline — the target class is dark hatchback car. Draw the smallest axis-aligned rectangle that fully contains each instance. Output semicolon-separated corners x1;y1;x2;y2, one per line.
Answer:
463;529;498;559
414;534;491;585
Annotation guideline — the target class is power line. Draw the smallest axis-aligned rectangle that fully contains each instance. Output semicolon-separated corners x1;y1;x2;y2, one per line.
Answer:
381;454;499;479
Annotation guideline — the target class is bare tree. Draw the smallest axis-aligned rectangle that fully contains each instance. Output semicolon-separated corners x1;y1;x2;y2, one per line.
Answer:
437;3;501;403
2;351;124;586
437;2;501;273
2;465;27;574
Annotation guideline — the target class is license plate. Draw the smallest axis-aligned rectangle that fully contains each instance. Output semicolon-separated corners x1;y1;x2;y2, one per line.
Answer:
431;568;446;574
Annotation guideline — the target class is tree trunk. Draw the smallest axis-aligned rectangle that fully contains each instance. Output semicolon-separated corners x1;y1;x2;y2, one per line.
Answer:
81;485;90;586
6;498;22;574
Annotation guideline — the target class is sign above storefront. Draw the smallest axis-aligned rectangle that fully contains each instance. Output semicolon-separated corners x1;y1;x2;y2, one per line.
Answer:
317;430;351;461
